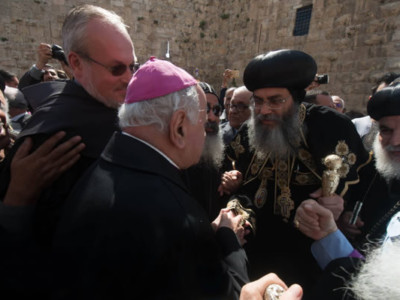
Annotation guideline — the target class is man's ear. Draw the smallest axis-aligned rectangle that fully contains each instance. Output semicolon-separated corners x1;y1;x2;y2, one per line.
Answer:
68;52;83;77
169;110;187;149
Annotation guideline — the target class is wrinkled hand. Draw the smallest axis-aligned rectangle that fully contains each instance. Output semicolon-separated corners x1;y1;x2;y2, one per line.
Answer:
295;199;338;241
240;273;303;300
36;43;53;69
211;208;248;246
3;131;85;206
310;188;344;220
218;170;243;196
337;210;364;240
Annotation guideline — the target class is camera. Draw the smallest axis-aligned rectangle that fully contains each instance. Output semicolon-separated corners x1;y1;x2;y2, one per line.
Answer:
316;74;329;84
51;44;68;65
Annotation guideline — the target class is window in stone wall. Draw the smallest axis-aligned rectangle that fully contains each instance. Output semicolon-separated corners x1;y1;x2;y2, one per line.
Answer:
293;5;313;36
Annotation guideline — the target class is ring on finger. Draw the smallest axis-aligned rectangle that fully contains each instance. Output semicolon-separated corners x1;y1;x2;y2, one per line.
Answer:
293;219;300;229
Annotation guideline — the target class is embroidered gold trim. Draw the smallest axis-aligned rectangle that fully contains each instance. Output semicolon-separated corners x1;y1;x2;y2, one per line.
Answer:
230;134;245;158
340;151;374;197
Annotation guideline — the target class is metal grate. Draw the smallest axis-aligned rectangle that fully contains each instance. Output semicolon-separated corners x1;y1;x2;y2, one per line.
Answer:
293;5;313;36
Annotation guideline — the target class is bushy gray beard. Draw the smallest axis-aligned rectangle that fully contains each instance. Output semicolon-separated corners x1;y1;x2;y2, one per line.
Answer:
373;133;400;181
349;240;400;300
248;103;302;159
200;127;225;168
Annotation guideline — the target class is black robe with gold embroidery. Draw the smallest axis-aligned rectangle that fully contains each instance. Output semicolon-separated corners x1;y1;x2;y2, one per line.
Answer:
223;102;372;291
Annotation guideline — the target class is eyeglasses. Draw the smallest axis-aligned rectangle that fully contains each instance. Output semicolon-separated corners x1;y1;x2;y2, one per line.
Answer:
207;103;222;117
251;95;289;110
334;102;343;108
230;103;249;112
79;53;135;76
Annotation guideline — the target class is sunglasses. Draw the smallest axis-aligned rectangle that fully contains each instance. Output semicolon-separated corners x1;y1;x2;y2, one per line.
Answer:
79;53;136;76
334;102;343;108
207;103;222;117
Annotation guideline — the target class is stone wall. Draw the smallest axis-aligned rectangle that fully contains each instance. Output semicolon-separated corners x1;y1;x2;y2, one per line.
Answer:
1;0;399;113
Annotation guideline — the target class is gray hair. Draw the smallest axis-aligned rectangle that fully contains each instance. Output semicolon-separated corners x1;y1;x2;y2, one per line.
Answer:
232;85;250;96
118;85;199;132
4;87;27;109
62;5;130;60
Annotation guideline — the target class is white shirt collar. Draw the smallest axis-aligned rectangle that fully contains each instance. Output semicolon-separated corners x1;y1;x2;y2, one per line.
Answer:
121;131;180;169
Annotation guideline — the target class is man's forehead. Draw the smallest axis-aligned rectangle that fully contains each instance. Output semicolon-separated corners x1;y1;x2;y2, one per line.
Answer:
379;115;400;127
86;20;135;62
253;87;290;98
205;93;219;104
232;90;252;103
226;90;235;97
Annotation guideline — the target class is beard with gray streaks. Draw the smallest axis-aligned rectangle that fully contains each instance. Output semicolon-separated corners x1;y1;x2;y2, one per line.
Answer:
201;120;225;168
373;133;400;181
248;103;303;159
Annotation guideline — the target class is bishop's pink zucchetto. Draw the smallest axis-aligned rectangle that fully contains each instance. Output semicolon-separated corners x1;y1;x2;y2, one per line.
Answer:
125;57;198;104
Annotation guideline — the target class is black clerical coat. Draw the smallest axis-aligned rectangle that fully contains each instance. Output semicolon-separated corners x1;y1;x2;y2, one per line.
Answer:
0;80;119;247
345;159;400;249
52;132;249;299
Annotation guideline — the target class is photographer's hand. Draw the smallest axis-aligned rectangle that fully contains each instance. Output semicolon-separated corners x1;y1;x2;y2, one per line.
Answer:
222;69;233;88
36;43;52;70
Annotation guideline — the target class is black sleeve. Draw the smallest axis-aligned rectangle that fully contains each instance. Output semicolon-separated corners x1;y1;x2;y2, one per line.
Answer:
305;257;362;300
18;71;42;91
219;87;227;107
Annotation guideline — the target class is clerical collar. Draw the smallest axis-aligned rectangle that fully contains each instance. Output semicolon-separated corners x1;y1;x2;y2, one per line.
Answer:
121;131;180;169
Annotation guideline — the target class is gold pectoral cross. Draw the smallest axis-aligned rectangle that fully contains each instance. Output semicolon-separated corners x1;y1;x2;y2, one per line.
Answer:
277;186;294;222
254;175;268;208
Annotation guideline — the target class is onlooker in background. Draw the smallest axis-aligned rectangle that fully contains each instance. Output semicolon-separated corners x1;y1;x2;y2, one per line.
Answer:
184;81;225;220
56;69;69;79
220;86;251;145
353;72;400;150
304;90;335;109
18;43;72;90
337;84;400;249
0;75;11;160
332;95;345;113
3;87;31;137
0;69;19;88
371;72;399;95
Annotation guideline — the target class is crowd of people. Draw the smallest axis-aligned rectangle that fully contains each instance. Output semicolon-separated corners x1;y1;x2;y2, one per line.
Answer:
1;4;400;300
